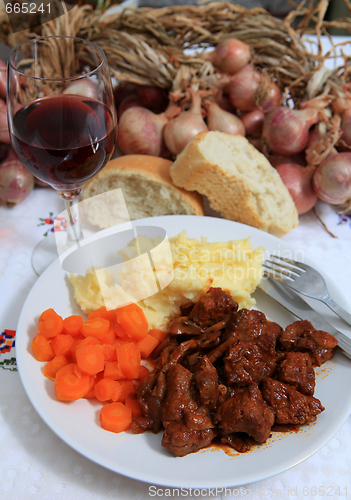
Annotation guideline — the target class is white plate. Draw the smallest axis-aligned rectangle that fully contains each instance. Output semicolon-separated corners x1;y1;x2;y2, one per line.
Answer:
16;215;351;488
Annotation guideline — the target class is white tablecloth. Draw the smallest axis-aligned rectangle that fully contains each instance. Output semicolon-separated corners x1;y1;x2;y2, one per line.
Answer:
0;185;351;500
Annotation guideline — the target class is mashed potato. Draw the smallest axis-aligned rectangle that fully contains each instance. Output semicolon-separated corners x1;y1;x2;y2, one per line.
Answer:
70;231;264;330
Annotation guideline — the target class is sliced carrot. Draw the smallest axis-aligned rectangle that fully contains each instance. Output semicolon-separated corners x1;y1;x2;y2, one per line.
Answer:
118;379;135;403
54;363;92;401
101;343;117;363
100;402;132;433
31;333;55;361
148;328;167;343
51;334;75;359
44;355;68;381
76;344;105;375
63;315;84;336
94;378;122;402
81;317;110;340
38;309;64;338
113;337;131;347
99;327;117;345
116;342;141;379
137;364;151;381
136;334;160;359
88;306;117;323
113;322;129;340
116;303;148;341
104;361;125;380
125;395;142;417
83;373;97;399
71;336;100;363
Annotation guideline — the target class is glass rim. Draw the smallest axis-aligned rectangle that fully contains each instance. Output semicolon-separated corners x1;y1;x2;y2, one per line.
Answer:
7;35;106;82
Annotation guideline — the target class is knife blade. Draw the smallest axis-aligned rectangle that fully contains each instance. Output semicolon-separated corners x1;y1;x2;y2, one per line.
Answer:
259;277;351;359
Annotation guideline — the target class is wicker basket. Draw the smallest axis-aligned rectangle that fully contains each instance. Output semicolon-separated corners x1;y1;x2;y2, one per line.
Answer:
1;0;351;173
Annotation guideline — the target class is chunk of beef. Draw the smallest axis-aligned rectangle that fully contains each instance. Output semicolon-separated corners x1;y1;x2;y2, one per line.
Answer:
214;383;275;443
134;370;167;433
262;378;324;425
225;308;282;344
189;287;238;328
162;422;216;457
278;321;338;366
278;352;315;396
224;334;277;386
161;364;215;456
220;433;250;453
161;364;212;428
194;356;218;410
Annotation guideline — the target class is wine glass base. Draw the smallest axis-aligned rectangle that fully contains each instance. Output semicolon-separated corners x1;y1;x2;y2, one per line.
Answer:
31;234;60;276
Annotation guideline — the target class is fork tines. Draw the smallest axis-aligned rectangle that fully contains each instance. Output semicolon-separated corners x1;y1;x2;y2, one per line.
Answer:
263;255;306;282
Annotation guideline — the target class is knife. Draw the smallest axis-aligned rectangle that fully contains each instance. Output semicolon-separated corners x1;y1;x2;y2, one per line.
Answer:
259;277;351;359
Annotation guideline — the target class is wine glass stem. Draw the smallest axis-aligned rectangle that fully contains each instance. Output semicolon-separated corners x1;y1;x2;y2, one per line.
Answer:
58;189;83;247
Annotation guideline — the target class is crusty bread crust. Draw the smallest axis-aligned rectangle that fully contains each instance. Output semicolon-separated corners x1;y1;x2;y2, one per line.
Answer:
170;132;298;237
82;155;204;227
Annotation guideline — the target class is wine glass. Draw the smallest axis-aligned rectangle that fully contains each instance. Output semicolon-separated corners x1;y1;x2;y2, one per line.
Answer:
7;35;117;274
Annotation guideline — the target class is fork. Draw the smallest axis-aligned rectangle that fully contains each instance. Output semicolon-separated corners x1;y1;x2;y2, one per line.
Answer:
263;255;351;327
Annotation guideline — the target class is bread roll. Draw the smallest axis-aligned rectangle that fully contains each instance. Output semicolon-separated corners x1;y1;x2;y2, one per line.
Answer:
170;131;298;236
81;155;204;229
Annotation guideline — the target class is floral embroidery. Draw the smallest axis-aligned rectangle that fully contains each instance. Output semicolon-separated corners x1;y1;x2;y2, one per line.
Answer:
38;212;68;236
0;329;16;354
337;213;351;228
0;330;17;371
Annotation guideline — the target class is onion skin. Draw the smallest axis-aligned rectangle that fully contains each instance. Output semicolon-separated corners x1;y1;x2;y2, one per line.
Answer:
164;89;208;155
0;100;10;144
206;38;251;75
0;59;6;100
276;163;317;215
118;106;169;157
260;80;283;112
63;80;98;100
136;85;168;112
0;148;35;204
262;107;319;156
204;101;245;136
227;65;262;112
118;94;143;118
313;153;351;206
339;108;351;150
241;109;264;135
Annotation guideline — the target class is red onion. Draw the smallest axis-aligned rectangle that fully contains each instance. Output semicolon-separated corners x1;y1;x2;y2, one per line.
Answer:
118;94;143;118
0;143;9;164
118;106;169;157
204;100;245;136
114;82;137;107
313;153;351;206
270;153;306;168
216;93;236;114
136;85;168;112
227;65;262;112
206;38;251;75
276;163;317;215
262;106;320;156
0;148;35;204
63;79;97;99
241;109;265;135
259;79;283;112
164;89;208;155
0;100;10;144
0;59;6;99
339;108;351;150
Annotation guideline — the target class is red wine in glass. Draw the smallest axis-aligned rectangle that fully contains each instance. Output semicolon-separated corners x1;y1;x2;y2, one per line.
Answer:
11;94;115;191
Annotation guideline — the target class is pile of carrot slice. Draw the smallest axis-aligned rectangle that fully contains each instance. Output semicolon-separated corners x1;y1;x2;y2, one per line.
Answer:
31;304;166;434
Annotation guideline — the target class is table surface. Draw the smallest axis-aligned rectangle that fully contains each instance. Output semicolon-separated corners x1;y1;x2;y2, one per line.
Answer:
1;34;351;500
